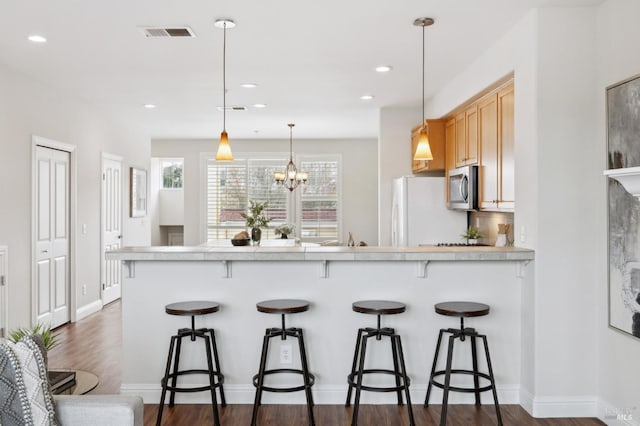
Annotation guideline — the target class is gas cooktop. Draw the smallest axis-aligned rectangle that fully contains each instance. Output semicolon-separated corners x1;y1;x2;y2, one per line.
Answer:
435;242;490;247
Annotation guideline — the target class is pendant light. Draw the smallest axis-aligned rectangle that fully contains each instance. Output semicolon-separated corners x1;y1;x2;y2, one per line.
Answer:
214;19;235;161
413;17;434;161
274;124;308;191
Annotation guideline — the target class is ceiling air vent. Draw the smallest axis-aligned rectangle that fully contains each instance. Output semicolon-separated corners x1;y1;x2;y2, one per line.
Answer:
140;27;196;38
217;106;248;111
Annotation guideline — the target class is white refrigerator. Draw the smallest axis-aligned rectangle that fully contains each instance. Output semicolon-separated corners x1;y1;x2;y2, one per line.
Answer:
391;176;467;246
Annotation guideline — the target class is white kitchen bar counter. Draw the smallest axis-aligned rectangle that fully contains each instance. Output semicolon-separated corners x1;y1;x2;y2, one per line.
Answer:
107;245;534;406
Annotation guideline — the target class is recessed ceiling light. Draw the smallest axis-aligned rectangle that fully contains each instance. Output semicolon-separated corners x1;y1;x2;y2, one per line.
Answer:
143;104;156;109
241;83;257;88
375;65;392;73
28;35;47;43
252;103;267;108
360;95;374;100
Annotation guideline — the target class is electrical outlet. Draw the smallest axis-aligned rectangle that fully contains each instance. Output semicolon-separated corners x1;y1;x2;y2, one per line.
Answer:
280;344;292;364
82;284;87;295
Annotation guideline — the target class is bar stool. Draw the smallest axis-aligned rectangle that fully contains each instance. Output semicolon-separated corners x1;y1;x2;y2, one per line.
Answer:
425;301;502;426
251;299;315;426
157;301;226;426
346;300;414;426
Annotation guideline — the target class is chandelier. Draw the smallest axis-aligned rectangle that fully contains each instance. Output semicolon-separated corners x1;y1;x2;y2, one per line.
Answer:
413;17;434;161
274;124;308;191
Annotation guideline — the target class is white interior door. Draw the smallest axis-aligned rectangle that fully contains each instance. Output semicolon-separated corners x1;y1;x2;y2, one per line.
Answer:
35;146;70;328
101;154;123;305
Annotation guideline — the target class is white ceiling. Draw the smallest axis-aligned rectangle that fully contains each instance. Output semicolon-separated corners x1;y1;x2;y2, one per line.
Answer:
0;0;602;139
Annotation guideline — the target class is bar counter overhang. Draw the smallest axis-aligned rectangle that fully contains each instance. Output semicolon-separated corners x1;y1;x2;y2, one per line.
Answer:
106;245;534;405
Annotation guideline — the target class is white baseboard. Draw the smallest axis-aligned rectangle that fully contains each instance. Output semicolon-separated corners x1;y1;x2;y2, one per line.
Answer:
75;299;103;321
529;394;598;418
121;383;519;405
599;398;639;425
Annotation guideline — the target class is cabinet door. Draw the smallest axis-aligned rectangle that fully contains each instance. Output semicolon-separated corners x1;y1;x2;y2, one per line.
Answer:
455;112;466;167
411;120;445;173
478;93;498;210
445;118;456;204
498;85;515;210
465;105;478;165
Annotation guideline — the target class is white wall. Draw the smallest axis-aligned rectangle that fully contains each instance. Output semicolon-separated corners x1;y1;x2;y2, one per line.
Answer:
596;0;640;422
426;6;605;418
151;138;378;246
0;64;150;330
377;107;418;246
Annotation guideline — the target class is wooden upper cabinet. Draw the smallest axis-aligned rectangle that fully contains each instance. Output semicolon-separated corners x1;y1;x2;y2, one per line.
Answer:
454;105;478;167
445;118;456;205
478;93;499;209
411;119;445;173
454;112;466;167
498;84;515;210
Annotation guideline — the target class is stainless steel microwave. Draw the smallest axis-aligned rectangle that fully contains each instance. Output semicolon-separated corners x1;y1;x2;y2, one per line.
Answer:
448;165;478;210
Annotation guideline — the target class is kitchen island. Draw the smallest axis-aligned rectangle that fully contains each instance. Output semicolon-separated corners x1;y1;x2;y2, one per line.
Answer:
106;245;534;405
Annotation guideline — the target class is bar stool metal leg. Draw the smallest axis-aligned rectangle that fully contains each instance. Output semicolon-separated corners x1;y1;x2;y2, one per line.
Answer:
208;328;227;406
482;335;503;426
203;334;220;426
470;333;481;405
390;332;404;405
440;335;456;426
425;328;445;406
296;327;315;425
394;335;415;426
351;333;368;426
345;328;365;406
251;331;272;426
168;335;183;406
157;335;177;426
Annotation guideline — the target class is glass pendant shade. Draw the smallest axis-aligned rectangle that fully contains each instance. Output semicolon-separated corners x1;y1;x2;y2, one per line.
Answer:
216;130;233;161
413;128;433;161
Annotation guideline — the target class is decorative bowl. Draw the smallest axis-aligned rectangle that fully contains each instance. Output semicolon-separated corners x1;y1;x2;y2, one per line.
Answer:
231;238;251;246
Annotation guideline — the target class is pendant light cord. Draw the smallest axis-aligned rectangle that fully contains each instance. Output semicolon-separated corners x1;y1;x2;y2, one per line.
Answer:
289;124;294;161
421;23;425;130
223;21;227;132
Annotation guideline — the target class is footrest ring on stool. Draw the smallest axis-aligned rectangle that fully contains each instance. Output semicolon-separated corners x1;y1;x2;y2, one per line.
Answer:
430;369;494;393
347;369;410;393
252;368;315;393
162;369;225;393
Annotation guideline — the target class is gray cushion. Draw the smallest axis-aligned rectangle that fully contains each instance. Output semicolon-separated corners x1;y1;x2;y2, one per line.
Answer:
0;339;30;425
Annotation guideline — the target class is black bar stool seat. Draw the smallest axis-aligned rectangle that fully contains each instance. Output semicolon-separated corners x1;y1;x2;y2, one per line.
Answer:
425;301;502;426
346;300;414;426
157;301;226;426
252;299;315;426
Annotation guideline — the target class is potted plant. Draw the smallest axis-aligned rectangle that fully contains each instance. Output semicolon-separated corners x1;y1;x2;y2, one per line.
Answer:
461;226;483;245
274;224;295;239
9;322;60;352
241;200;271;244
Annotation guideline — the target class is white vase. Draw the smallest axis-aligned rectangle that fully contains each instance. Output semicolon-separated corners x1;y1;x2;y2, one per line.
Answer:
468;238;478;245
495;234;507;247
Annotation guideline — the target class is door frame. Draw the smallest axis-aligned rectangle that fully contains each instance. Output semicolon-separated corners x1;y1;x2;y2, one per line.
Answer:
100;152;123;305
31;135;77;324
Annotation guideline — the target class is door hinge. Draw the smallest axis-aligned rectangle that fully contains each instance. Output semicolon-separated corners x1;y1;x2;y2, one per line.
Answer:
0;275;5;286
0;328;4;338
102;173;106;181
102;282;105;290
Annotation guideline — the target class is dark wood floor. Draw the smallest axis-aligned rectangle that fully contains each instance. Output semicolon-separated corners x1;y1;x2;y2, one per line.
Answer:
48;301;605;426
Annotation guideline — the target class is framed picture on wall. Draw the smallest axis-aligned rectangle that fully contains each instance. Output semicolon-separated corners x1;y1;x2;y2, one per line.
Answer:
130;167;147;218
606;73;640;339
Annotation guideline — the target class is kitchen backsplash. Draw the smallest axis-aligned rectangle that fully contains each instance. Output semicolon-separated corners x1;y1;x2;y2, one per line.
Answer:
469;211;514;246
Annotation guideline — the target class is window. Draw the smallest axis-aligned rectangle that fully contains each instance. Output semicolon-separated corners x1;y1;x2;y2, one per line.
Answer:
161;159;183;189
298;157;340;240
205;154;340;242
